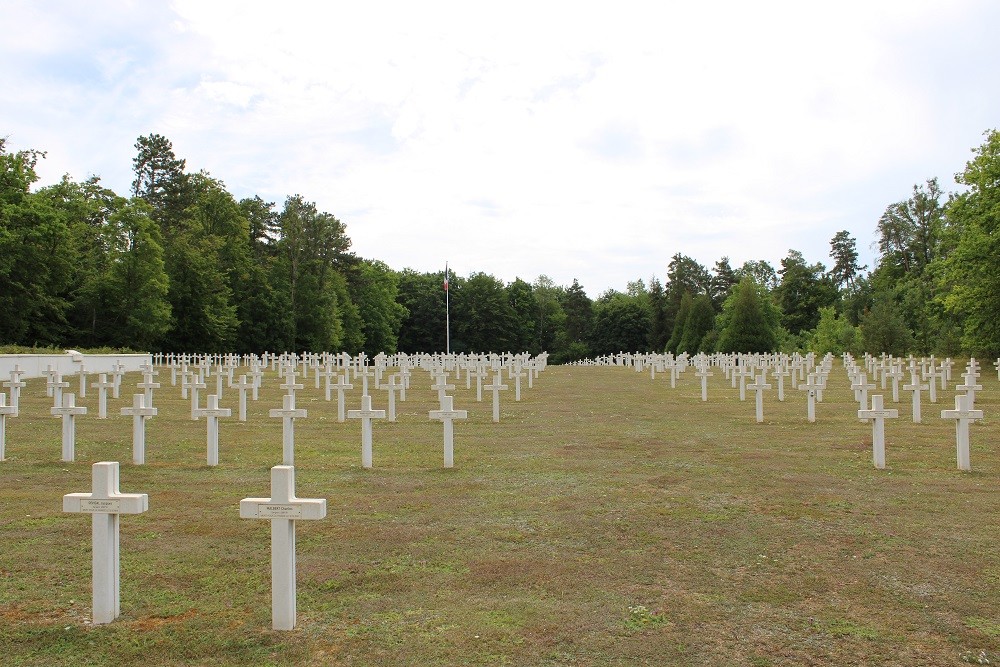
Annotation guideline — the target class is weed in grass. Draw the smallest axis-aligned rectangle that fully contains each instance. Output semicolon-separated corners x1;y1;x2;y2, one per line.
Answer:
623;604;667;633
966;617;1000;637
812;617;880;640
961;649;995;664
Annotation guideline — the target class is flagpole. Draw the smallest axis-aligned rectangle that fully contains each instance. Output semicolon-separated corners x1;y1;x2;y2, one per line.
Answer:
445;262;451;355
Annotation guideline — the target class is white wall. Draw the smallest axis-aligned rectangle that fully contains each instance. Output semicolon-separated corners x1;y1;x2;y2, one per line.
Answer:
0;354;153;379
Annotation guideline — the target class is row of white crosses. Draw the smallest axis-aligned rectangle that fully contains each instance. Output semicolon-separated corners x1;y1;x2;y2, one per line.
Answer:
5;350;542;467
599;350;991;473
858;391;983;471
846;354;987;470
63;459;327;630
849;354;976;423
628;353;987;464
682;352;830;423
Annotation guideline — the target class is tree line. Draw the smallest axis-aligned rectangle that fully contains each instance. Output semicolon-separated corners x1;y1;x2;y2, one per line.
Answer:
2;130;999;360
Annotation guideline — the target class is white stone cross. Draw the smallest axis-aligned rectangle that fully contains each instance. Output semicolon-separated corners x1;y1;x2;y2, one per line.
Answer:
239;465;326;631
63;461;148;624
120;394;157;465
695;366;713;402
178;368;192;399
737;366;752;401
3;367;26;417
331;373;353;422
43;364;58;397
429;395;468;468
52;392;87;462
799;373;822;423
924;365;941;403
851;373;875;413
941;394;984;472
485;374;508;423
357;366;376;396
472;366;486;402
280;368;303;400
223;361;236;388
510;365;526;401
213;370;225;401
664;359;681;389
956;370;983;405
941;358;954;388
249;365;263;400
317;366;337;401
137;370;160;407
858;394;898;470
91;373;114;419
747;373;771;423
49;371;70;410
110;364;124;399
430;374;455;404
233;374;253;421
773;366;789;402
78;365;88;398
269;394;307;465
194;394;232;466
0;392;15;461
884;365;903;403
187;376;207;421
386;374;402;422
395;367;408;400
903;374;928;423
347;395;386;469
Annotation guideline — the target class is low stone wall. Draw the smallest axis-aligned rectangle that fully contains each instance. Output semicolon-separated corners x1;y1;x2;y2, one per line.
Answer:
0;353;153;379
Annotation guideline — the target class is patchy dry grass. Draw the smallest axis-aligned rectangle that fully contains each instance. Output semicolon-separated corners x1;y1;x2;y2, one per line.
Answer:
1;360;998;665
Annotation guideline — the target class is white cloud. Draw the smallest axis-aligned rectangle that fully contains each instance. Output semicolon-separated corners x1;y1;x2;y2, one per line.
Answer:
2;0;998;294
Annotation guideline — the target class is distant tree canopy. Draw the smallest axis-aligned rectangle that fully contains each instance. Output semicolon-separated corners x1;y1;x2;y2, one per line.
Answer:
4;129;1000;358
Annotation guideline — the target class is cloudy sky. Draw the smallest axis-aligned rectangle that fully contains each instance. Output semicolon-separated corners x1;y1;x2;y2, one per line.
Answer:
3;1;998;296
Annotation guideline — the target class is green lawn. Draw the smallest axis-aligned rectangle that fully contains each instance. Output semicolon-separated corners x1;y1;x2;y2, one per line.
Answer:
1;361;998;666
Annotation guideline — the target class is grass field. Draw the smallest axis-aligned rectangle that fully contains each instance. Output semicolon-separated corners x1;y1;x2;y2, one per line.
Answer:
1;360;998;666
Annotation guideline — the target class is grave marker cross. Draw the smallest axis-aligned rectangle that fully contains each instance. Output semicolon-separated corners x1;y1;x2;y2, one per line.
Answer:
51;393;87;462
430;374;455;404
484;374;508;423
429;395;468;468
137;371;160;407
941;394;984;471
63;462;148;624
120;394;157;465
239;465;326;631
91;373;114;419
695;366;713;402
233;374;253;422
747;373;771;423
347;395;386;469
903;374;928;423
0;392;15;460
858;394;899;470
186;376;207;421
49;372;70;409
3;367;26;417
331;373;354;422
194;394;232;466
280;368;303;400
269;395;307;465
799;373;822;423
